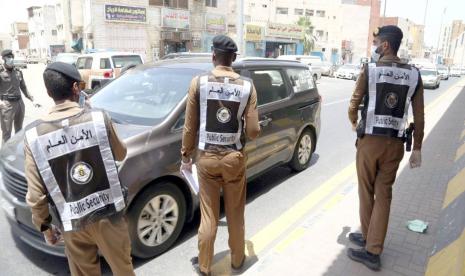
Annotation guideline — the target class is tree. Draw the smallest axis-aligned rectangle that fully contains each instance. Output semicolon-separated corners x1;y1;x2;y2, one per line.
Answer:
297;16;314;55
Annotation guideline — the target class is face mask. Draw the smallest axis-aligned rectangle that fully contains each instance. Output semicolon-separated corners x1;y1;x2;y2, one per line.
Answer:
371;46;381;62
4;57;14;67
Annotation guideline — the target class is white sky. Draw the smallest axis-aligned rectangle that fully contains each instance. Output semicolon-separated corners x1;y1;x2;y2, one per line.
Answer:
1;0;465;47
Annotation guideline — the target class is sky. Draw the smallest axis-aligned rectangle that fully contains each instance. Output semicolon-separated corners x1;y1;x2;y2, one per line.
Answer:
1;0;465;48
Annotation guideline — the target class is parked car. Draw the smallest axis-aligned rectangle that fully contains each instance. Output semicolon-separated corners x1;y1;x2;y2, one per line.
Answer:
437;66;449;80
76;52;144;90
53;53;79;65
320;61;335;77
450;67;461;77
420;68;441;89
26;56;41;64
335;64;361;80
13;57;28;69
0;57;321;259
277;55;322;81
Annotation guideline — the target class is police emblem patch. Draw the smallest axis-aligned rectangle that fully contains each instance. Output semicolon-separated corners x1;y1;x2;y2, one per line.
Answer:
70;162;93;185
216;107;232;123
385;92;398;109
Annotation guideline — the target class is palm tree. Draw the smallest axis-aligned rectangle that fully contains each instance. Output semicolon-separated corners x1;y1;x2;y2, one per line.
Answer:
297;16;314;54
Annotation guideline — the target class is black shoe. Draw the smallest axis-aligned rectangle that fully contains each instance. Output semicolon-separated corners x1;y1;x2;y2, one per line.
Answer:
348;232;366;247
347;248;381;271
231;256;246;271
191;257;211;276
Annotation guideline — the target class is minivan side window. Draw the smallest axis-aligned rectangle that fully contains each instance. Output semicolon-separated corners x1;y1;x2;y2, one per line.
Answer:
76;57;86;69
250;70;288;106
84;57;93;69
100;58;111;69
286;68;315;93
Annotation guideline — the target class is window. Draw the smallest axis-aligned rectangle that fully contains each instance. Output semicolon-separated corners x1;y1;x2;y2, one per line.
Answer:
52;30;57;36
41;30;44;36
250;70;288;106
206;0;217;7
262;4;267;8
76;57;86;69
163;0;188;8
316;10;325;17
294;9;303;15
100;58;111;69
316;30;324;38
149;0;163;5
286;68;315;93
173;112;185;130
250;3;255;7
111;55;143;68
276;7;288;15
305;9;314;16
84;58;93;69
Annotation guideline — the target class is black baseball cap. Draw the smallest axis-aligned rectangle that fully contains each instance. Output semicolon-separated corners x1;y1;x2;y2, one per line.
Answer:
45;62;82;82
1;49;13;58
212;35;238;53
373;25;403;41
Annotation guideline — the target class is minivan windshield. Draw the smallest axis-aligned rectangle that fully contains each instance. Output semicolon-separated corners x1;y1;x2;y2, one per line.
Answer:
420;70;437;76
90;67;202;126
112;55;143;68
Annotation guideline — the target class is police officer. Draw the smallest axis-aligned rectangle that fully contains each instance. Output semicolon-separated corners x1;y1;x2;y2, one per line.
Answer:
180;35;260;275
24;62;135;276
347;26;424;270
0;49;36;143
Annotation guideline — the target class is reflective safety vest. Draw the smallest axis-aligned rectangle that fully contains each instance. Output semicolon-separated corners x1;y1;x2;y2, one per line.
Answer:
198;73;252;151
360;62;419;138
25;109;126;232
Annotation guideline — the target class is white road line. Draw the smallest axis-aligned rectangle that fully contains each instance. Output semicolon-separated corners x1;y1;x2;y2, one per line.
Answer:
322;98;350;106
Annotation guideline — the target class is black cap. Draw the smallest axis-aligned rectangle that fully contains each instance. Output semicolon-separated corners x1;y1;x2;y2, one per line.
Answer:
212;35;238;53
1;49;13;58
373;25;403;41
45;62;82;82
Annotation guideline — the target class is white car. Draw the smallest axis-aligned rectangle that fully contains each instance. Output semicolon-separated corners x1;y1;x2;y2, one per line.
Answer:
420;69;441;89
450;67;461;77
335;64;361;80
437;66;449;80
277;55;322;81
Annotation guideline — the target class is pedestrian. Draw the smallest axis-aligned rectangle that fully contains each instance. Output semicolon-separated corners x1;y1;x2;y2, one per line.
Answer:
0;49;37;143
24;62;135;276
180;35;261;276
347;25;424;271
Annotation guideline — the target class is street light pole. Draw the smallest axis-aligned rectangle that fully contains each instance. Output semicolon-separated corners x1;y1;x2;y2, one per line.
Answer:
236;0;244;55
435;8;446;64
382;0;387;25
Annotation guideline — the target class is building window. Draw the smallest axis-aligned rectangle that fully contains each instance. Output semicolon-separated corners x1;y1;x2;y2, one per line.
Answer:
316;30;324;38
262;4;267;8
294;9;303;15
305;9;314;16
41;30;45;36
161;0;188;8
206;0;217;7
250;3;255;7
316;10;325;17
52;30;57;36
276;7;288;15
149;0;163;5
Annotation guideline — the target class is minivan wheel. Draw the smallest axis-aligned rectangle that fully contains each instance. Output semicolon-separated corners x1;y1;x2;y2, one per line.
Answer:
289;129;315;172
128;182;187;259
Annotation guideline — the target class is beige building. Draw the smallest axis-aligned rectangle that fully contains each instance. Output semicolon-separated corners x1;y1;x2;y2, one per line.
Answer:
409;24;424;59
10;22;29;57
0;33;12;53
440;20;465;65
452;31;465;67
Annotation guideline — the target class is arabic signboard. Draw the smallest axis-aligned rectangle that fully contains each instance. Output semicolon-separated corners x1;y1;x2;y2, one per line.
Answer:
105;4;146;23
245;25;263;42
206;14;226;33
162;8;190;29
267;23;303;39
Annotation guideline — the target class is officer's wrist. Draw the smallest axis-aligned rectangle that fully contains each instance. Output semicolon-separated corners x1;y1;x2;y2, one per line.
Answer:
182;157;191;164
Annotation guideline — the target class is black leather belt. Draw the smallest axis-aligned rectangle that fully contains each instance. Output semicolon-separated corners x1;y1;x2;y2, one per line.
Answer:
0;95;20;101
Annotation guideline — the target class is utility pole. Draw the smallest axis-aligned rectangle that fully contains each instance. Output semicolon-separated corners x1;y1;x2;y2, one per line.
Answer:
423;0;429;26
236;0;244;55
435;8;446;64
382;0;387;26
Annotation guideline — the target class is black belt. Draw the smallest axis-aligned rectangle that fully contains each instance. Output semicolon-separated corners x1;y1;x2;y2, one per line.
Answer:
0;95;20;101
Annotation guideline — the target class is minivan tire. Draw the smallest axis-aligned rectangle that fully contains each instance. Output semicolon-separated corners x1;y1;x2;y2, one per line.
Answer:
289;129;315;172
128;182;187;259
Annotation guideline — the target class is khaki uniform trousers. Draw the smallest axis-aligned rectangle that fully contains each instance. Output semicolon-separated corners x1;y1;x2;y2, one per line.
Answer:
0;99;24;143
197;150;247;274
62;217;135;276
356;135;404;255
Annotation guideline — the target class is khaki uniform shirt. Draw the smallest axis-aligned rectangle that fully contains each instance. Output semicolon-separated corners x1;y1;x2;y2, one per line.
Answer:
25;100;127;231
181;66;260;162
348;56;425;150
0;66;31;99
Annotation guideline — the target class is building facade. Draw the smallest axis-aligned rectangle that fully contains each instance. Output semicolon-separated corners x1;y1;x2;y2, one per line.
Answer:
10;22;29;57
440;20;465;65
27;5;61;59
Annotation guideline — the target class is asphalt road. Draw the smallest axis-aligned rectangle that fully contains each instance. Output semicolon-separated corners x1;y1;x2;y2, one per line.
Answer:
0;66;462;275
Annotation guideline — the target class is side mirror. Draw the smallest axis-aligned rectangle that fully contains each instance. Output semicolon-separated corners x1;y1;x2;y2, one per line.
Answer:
72;62;76;67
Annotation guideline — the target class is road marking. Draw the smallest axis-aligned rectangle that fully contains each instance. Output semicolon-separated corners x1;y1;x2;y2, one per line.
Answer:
456;142;465;162
323;98;350;106
442;167;465;209
460;129;465;141
274;227;307;254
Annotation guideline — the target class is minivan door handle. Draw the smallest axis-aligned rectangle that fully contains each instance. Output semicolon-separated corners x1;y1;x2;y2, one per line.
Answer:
259;117;273;127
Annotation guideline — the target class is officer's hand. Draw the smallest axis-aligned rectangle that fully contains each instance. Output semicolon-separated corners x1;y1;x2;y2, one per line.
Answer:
33;101;42;108
28;95;34;102
43;224;63;245
409;150;422;169
180;159;193;174
0;100;6;109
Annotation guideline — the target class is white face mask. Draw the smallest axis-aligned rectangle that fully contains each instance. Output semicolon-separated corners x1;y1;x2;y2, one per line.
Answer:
4;57;14;67
371;46;381;62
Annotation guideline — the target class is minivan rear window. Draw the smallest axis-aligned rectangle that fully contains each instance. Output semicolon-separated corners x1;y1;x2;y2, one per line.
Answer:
112;55;143;68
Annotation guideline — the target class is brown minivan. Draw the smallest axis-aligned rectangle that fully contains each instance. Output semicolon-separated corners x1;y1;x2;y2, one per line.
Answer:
0;57;321;258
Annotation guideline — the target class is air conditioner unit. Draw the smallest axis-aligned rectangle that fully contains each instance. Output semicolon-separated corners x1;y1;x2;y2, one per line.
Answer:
84;33;93;39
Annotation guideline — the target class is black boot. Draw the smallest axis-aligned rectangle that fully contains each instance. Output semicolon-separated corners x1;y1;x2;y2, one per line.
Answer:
347;248;381;271
348;232;366;247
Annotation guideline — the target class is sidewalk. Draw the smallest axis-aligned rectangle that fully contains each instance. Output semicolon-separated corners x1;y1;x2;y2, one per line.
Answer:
242;81;465;276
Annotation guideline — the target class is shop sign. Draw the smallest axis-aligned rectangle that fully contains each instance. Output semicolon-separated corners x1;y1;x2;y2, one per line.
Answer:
267;22;303;39
162;8;190;29
206;14;226;33
245;25;263;42
105;4;146;23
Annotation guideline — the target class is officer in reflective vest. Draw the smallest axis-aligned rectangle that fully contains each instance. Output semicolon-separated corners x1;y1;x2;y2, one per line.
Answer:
347;26;424;271
0;49;37;143
24;62;135;276
180;35;260;275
